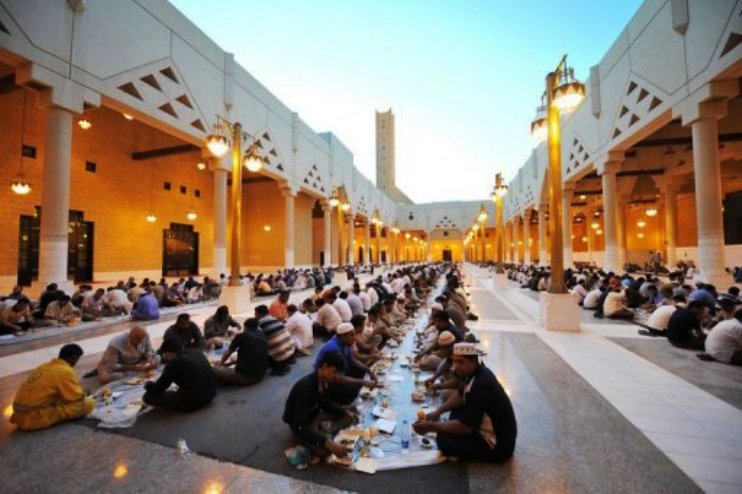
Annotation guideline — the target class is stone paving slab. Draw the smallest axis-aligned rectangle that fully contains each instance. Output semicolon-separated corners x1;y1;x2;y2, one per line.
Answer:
0;423;346;494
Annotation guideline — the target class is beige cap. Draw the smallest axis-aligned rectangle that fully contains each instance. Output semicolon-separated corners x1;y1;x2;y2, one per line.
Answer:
430;303;444;311
453;342;479;356
336;322;354;335
437;331;455;346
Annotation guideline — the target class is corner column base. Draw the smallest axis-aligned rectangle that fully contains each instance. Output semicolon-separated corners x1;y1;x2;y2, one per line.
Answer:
220;285;253;316
539;292;581;332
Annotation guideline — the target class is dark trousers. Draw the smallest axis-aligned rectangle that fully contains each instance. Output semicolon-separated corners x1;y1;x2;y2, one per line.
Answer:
437;431;513;463
669;337;705;351
607;309;635;321
143;390;210;412
312;323;330;340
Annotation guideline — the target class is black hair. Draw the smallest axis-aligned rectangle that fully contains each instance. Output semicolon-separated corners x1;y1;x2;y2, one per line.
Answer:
244;317;259;330
159;337;183;354
350;314;366;328
287;304;298;313
177;313;191;321
317;350;346;373
255;305;269;316
59;343;83;360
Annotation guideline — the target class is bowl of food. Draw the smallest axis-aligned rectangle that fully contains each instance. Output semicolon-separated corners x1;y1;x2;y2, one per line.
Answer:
411;391;425;402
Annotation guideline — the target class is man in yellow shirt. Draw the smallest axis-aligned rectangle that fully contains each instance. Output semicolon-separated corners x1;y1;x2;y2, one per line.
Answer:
11;344;95;431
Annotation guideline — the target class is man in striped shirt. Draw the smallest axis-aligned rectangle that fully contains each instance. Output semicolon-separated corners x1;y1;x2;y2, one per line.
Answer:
255;305;296;376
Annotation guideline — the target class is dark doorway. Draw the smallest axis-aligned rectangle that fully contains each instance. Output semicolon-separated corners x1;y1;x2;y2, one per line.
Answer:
358;246;364;263
381;251;387;263
68;210;94;283
163;223;199;276
442;249;453;262
319;251;325;266
17;208;94;286
17;209;40;287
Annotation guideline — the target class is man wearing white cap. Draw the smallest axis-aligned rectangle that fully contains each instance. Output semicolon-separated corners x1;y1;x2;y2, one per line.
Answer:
417;330;456;371
414;342;517;463
314;322;378;404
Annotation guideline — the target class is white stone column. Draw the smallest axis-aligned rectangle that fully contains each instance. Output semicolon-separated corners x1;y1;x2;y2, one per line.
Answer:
522;211;531;264
512;219;520;263
321;201;332;266
504;223;511;262
562;186;574;269
364;222;371;264
691;116;727;286
212;166;228;276
664;179;679;268
538;206;548;266
347;213;355;264
281;186;297;268
601;161;621;273
38;106;74;290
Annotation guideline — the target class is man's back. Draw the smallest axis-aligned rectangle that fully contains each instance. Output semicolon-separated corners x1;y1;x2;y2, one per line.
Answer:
160;349;216;407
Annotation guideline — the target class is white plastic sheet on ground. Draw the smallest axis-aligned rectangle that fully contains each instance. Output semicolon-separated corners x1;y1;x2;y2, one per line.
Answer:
88;374;157;428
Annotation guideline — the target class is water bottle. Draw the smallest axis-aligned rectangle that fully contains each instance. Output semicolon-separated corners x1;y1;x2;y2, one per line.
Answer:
401;419;410;452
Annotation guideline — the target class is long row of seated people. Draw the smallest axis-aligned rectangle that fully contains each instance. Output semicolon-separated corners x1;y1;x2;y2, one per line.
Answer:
0;276;225;335
502;262;742;366
8;263;520;464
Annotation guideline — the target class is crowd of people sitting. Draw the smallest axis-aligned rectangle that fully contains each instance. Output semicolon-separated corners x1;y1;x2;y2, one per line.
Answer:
0;267;350;337
9;262;519;465
495;260;742;366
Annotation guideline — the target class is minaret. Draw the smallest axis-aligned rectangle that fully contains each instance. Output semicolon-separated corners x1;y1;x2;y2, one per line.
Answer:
376;109;395;193
375;109;413;204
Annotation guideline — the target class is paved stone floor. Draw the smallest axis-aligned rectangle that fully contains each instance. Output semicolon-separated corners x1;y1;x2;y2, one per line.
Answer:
0;264;740;493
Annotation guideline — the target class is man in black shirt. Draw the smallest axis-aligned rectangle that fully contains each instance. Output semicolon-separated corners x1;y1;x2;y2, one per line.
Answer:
214;318;267;386
162;313;206;351
666;300;707;349
414;342;517;463
283;351;350;458
143;338;216;412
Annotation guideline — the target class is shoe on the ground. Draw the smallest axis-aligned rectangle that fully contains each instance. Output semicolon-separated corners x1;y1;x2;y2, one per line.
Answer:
83;369;99;378
696;353;716;362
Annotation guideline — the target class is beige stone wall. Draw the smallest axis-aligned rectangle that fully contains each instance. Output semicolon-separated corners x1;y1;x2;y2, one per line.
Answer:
0;90;214;283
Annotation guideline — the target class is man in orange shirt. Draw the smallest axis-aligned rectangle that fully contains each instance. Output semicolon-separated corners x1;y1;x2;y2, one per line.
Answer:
269;290;290;322
11;344;95;431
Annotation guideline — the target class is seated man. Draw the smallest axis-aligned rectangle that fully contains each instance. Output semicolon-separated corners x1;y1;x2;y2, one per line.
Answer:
102;286;133;315
162;313;206;351
313;298;342;339
285;304;313;356
282;350;351;458
704;308;742;365
314;323;377;405
143;338;216;412
255;304;296;376
0;299;35;335
96;326;158;383
44;295;81;326
413;343;517;463
269;290;290;322
666;300;707;350
130;288;160;321
644;295;685;335
80;288;110;321
214;318;268;386
11;344;95;431
204;305;241;349
603;287;635;321
417;330;457;371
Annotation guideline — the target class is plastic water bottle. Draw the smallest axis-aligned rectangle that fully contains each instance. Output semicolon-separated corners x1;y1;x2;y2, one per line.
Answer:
401;419;410;452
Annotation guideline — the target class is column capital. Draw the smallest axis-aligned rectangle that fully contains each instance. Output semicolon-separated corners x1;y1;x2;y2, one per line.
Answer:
596;151;624;175
16;63;100;113
279;182;299;198
672;80;738;126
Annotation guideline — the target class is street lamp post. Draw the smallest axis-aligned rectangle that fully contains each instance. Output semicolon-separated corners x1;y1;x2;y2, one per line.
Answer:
530;54;585;330
206;117;264;287
477;204;488;263
491;173;508;273
531;54;585;294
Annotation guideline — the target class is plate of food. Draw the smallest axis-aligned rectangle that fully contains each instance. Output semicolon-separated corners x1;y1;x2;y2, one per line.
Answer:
411;391;425;402
124;376;146;385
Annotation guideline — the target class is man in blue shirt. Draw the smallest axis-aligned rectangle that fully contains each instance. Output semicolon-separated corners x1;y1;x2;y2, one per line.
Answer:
131;287;160;321
314;323;377;404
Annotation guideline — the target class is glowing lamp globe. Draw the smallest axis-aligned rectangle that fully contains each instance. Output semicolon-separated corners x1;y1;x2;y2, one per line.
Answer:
206;134;229;157
552;81;585;113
